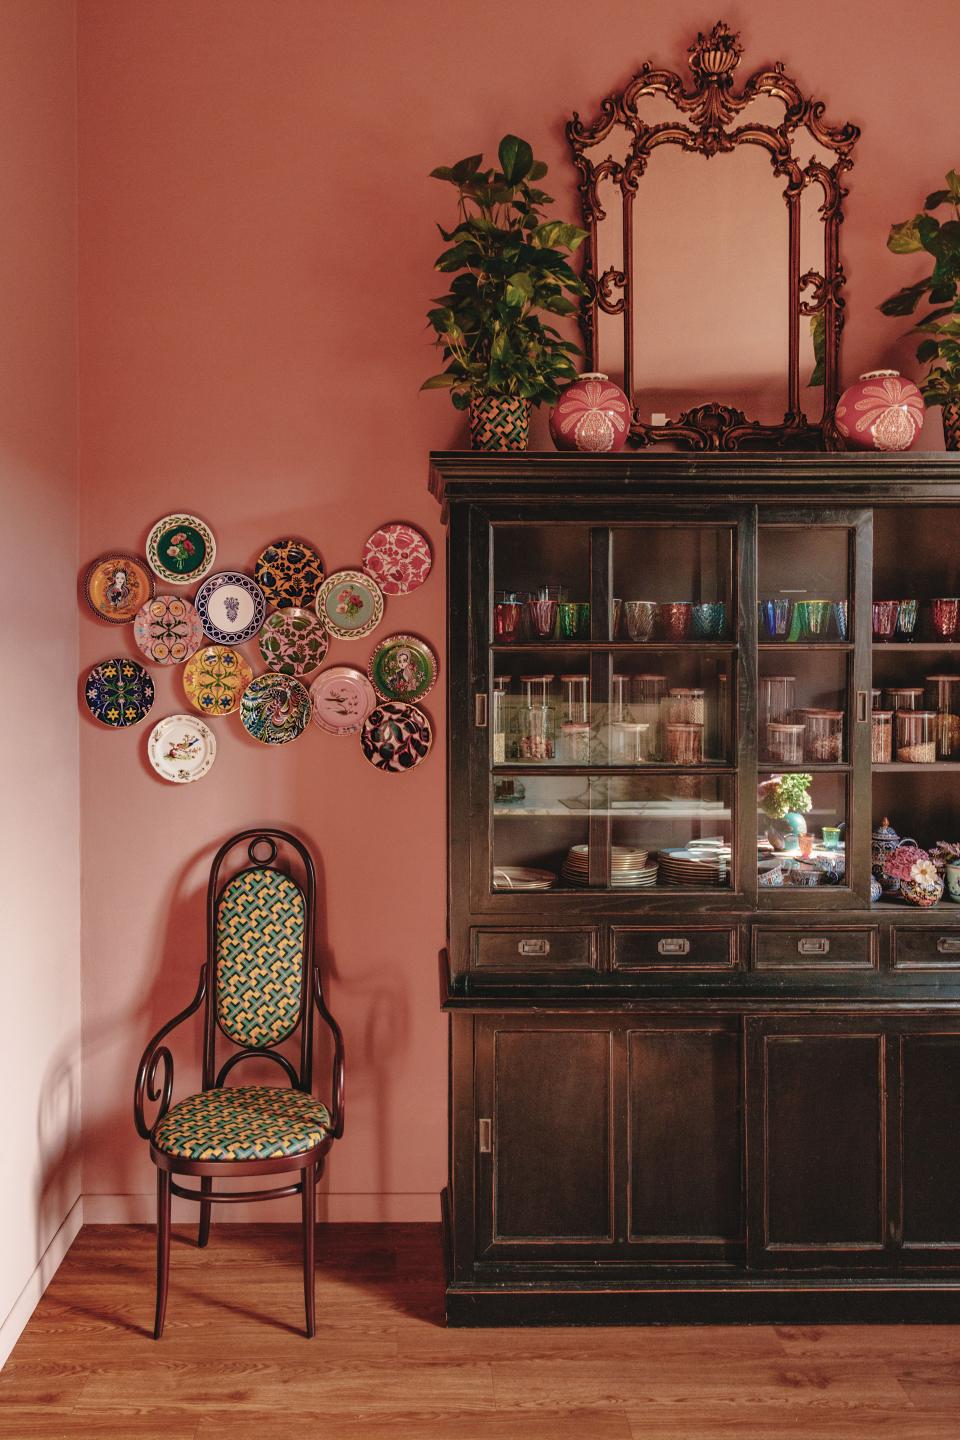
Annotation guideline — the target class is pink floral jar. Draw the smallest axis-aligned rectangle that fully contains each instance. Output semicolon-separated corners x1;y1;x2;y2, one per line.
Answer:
549;372;632;453
834;370;924;452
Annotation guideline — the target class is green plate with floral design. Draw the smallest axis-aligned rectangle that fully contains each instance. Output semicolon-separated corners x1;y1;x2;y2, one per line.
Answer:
146;513;217;585
368;633;438;704
258;607;328;676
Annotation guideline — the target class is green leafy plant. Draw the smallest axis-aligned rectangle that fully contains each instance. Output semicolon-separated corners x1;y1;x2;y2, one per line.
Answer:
879;169;960;406
759;773;813;820
421;135;588;410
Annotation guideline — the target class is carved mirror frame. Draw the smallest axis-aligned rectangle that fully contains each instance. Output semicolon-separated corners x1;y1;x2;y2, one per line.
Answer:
566;22;860;450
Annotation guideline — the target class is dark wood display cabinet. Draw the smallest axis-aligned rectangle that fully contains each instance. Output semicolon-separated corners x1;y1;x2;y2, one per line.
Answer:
430;452;960;1324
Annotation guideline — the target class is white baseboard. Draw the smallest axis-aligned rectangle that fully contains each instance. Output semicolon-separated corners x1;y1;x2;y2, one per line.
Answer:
0;1196;84;1370
83;1191;440;1225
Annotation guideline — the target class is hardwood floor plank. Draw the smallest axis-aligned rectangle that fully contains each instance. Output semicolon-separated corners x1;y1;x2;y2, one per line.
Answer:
2;1222;947;1440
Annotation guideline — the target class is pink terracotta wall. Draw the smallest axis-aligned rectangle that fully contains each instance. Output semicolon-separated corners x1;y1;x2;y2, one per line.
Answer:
0;0;80;1351
77;1;959;1220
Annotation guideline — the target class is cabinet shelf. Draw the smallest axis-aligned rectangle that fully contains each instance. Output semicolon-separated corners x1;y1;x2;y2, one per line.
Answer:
491;642;738;654
873;642;960;652
874;762;960;772
493;763;736;777
758;642;853;652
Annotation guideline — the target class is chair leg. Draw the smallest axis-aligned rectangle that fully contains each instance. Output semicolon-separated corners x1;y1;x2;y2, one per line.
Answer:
198;1176;213;1248
301;1161;316;1338
154;1169;172;1340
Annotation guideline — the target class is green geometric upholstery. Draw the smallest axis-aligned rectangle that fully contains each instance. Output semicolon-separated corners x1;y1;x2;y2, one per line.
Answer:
216;868;305;1048
152;1085;330;1161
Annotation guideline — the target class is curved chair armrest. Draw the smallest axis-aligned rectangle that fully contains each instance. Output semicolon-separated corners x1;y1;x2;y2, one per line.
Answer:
133;965;207;1140
313;965;345;1139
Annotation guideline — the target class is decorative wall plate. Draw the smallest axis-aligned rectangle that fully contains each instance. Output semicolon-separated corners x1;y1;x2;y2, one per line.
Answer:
254;538;325;609
182;644;253;717
84;554;155;624
309;665;377;735
361;522;432;596
360;701;433;773
146;513;217;585
84;657;155;727
147;714;217;783
239;673;311;745
195;571;266;643
368;633;438;703
315;569;384;641
133;594;203;665
258;607;328;676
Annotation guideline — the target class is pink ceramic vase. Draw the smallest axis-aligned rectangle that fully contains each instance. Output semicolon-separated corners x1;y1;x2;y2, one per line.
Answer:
834;370;924;452
549;372;632;453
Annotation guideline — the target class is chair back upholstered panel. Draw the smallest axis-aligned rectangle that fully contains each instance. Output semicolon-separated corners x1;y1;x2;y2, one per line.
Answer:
215;866;305;1048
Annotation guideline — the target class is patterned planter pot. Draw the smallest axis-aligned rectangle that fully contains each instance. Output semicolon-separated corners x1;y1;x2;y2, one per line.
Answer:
834;370;924;451
943;398;960;451
549;372;632;453
469;394;530;452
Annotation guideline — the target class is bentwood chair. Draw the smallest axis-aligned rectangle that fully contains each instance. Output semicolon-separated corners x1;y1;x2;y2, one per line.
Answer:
134;828;344;1338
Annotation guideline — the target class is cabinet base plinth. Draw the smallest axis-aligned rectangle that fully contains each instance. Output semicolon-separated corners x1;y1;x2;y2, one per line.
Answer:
445;1280;960;1326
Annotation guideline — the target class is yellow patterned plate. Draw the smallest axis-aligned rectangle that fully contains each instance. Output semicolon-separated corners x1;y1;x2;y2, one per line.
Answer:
182;644;252;717
84;554;155;624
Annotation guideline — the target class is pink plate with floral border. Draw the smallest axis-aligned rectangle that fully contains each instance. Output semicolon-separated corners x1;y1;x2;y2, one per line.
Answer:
361;522;432;596
309;665;377;735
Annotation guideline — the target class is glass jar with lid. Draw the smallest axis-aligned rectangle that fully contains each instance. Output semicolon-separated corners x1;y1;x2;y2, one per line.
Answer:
668;687;705;725
632;673;667;759
609;721;650;764
767;721;805;765
560;673;590;725
896;709;937;764
492;676;511;764
801;708;843;762
518;674;556;762
871;710;893;764
609;672;632;723
885;686;924;713
558;720;591;764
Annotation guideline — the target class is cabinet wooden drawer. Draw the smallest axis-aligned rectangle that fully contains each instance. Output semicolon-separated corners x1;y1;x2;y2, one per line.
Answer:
752;927;877;970
472;928;598;972
893;927;960;970
611;926;737;971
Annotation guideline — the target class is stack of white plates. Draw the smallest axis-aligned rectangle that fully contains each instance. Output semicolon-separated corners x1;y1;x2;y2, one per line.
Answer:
561;844;658;889
658;844;731;888
493;866;556;891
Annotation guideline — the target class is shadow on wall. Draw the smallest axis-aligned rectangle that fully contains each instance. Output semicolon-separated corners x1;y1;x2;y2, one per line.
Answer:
51;827;411;1220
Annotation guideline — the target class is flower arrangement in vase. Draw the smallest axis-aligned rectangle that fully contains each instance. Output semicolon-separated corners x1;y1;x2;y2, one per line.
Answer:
879;168;960;449
422;136;587;451
759;773;813;852
883;842;944;907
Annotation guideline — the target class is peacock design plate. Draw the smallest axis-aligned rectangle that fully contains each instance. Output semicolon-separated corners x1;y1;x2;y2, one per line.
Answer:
84;657;155;727
195;571;266;644
239;673;312;745
133;594;203;665
182;644;253;717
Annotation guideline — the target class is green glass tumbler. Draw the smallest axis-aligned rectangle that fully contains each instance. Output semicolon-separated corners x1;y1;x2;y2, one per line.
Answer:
558;601;590;640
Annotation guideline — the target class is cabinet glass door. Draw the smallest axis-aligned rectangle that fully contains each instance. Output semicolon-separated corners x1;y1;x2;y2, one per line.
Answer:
756;510;871;903
486;514;746;901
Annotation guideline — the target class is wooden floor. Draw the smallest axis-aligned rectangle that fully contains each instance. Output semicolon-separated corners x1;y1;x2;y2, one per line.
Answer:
3;1224;960;1439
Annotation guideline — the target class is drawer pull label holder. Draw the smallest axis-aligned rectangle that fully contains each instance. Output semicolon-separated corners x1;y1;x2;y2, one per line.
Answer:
518;938;550;957
798;937;830;956
657;937;691;956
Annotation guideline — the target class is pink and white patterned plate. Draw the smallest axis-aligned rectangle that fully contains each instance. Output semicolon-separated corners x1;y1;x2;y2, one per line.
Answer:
309;665;377;735
134;595;203;665
361;522;432;596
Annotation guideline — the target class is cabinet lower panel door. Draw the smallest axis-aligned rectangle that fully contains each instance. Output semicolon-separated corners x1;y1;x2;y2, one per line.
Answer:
747;1021;893;1269
477;1022;614;1259
900;1031;960;1265
627;1027;743;1260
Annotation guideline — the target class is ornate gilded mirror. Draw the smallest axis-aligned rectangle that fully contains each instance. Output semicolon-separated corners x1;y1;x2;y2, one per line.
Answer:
566;22;859;449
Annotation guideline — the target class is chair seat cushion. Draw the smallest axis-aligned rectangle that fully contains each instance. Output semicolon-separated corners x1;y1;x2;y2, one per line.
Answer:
153;1085;331;1162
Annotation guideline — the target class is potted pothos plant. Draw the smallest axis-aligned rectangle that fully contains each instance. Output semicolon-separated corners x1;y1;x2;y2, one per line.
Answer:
422;135;587;451
880;169;960;448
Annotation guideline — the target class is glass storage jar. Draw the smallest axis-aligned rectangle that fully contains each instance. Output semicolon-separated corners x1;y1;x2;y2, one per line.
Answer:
871;710;893;764
925;674;960;714
767;721;805;765
609;672;632;723
668;687;705;725
558;720;591;764
609;721;650;764
518;675;556;762
560;673;590;725
803;708;843;762
896;709;937;764
885;686;924;713
871;688;883;710
492;677;510;764
632;673;667;759
665;722;703;765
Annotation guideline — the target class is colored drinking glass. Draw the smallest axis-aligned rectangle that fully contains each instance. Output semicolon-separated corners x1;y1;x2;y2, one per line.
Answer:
872;600;899;642
932;598;960;641
558;601;590;640
623;600;657;642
